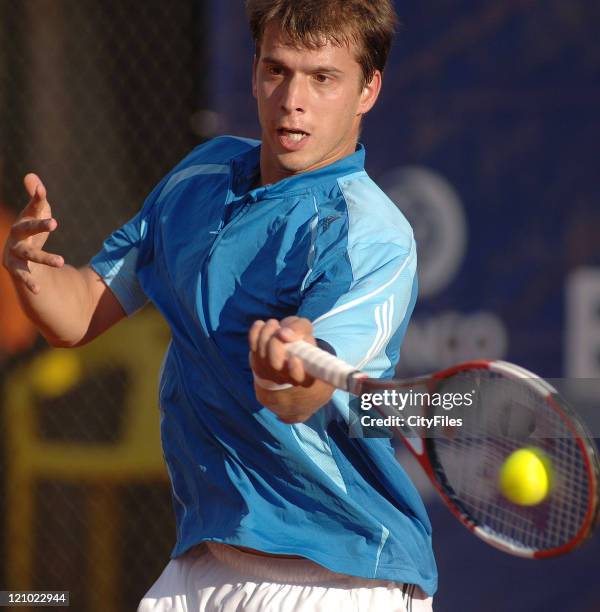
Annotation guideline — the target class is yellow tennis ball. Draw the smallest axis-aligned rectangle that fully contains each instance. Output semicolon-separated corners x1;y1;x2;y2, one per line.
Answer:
499;447;552;506
30;350;82;398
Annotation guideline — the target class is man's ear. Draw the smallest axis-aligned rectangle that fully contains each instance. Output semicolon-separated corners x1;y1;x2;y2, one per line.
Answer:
357;70;382;115
252;55;258;99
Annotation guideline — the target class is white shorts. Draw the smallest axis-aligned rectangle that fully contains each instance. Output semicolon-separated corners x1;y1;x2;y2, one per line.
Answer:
138;542;433;612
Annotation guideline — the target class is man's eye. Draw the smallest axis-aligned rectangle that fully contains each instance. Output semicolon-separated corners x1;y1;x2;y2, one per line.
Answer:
314;74;329;83
268;66;283;76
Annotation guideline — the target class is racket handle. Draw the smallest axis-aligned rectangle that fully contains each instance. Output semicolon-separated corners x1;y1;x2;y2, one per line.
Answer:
286;340;361;391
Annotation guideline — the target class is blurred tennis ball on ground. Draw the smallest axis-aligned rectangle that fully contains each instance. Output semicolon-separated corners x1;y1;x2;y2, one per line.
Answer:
30;350;82;398
499;447;552;506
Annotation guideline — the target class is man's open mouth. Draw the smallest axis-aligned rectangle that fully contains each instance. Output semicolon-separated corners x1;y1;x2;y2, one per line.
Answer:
277;128;309;142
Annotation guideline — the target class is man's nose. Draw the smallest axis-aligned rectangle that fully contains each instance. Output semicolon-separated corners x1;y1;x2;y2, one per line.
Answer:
279;75;307;113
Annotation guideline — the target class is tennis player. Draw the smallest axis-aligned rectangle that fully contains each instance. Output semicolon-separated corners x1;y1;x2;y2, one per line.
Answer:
3;1;436;610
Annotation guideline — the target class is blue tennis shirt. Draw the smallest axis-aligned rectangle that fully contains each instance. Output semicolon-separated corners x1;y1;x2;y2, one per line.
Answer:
90;136;438;595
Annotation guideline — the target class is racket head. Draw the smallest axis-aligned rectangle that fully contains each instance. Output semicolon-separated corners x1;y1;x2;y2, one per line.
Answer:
354;360;600;558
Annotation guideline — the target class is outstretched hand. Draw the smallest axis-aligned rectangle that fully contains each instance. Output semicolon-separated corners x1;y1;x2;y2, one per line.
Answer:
2;173;64;294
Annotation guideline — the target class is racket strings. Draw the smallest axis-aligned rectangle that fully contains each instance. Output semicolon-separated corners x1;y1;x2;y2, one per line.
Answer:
431;369;593;553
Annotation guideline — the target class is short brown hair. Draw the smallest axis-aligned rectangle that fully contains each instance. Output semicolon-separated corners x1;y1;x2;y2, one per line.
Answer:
245;0;398;86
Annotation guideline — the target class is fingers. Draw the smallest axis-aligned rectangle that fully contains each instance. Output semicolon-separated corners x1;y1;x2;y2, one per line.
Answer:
267;330;287;371
3;253;41;294
278;327;297;342
3;180;62;284
24;173;45;199
280;315;313;339
11;217;57;241
2;175;60;295
287;355;308;385
249;316;314;350
9;241;64;267
249;318;291;372
257;319;280;359
3;240;64;294
23;173;49;217
249;319;285;368
249;318;315;386
248;320;265;353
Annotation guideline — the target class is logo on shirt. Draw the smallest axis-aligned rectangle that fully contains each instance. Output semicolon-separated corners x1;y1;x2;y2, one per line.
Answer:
321;215;340;232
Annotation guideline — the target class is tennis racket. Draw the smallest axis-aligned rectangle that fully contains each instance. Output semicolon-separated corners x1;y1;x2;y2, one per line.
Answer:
286;340;600;558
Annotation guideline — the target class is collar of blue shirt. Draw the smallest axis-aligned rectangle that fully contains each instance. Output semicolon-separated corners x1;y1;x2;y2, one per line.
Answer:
229;142;366;202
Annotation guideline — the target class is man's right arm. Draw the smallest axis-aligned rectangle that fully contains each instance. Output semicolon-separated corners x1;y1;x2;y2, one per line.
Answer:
2;173;126;348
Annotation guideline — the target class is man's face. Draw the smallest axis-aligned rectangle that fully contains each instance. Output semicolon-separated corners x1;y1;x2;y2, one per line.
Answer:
253;21;381;185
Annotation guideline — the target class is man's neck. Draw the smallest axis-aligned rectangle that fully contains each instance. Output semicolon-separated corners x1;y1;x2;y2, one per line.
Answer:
258;142;359;187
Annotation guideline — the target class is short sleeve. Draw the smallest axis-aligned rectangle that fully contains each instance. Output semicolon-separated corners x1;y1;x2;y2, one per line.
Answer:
89;174;169;316
297;240;417;376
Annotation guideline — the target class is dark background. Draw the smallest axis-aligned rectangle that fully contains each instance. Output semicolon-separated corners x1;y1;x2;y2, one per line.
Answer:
1;1;599;610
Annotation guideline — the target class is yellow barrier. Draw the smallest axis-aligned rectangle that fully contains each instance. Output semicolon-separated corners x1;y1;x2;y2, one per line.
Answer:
4;308;170;611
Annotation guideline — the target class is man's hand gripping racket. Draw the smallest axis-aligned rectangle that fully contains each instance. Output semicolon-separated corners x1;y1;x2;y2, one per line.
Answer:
286;340;600;558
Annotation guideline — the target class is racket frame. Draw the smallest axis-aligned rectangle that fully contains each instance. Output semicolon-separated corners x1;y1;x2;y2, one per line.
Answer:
286;341;600;558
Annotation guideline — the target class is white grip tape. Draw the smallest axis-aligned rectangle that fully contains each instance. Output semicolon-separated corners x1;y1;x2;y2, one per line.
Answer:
286;340;357;391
